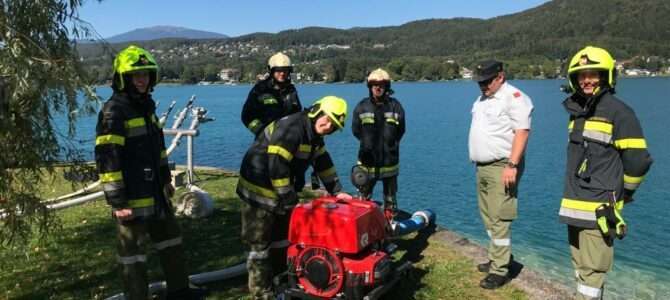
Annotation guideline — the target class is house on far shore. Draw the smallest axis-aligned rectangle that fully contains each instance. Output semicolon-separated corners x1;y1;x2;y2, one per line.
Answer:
218;68;241;82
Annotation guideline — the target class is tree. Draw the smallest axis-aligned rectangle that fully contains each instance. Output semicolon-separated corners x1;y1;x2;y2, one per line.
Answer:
0;0;99;245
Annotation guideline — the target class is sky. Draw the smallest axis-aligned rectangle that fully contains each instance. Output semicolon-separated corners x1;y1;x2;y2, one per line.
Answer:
79;0;551;38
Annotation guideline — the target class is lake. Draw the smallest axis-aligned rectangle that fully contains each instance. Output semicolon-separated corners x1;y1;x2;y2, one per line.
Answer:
68;78;669;299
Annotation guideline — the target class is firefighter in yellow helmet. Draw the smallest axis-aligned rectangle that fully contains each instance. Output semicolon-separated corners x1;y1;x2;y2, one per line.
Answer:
237;96;350;299
94;45;205;299
352;68;405;217
560;46;652;299
241;52;302;136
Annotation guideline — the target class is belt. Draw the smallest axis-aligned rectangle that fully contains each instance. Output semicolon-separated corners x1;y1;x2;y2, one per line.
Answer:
475;158;506;167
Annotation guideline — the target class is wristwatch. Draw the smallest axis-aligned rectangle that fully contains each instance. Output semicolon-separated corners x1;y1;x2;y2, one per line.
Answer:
506;161;518;168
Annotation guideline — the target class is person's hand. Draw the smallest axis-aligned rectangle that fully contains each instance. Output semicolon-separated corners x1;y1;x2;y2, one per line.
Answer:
502;166;517;190
164;183;175;199
335;192;353;200
114;208;134;221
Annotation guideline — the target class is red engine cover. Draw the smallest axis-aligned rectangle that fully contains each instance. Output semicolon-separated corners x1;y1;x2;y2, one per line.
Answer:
289;196;387;254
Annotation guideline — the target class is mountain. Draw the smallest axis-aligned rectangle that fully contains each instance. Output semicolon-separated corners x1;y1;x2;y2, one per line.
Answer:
79;0;670;83
106;26;227;43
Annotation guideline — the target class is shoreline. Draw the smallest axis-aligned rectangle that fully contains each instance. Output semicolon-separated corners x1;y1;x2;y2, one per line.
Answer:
190;166;575;299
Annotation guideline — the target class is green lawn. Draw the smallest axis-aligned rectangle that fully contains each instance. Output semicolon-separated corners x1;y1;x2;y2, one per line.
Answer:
0;169;527;300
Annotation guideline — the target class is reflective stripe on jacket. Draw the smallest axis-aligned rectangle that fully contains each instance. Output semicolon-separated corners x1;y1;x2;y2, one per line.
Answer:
241;77;301;135
352;96;405;178
237;112;342;212
95;92;171;216
560;90;653;228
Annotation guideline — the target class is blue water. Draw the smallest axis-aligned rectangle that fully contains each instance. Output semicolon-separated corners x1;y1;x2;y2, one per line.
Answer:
67;78;670;299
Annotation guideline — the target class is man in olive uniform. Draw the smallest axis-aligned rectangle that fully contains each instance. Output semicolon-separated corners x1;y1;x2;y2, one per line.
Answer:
352;68;405;217
94;45;203;300
237;96;350;299
559;46;652;299
468;60;533;289
241;52;302;137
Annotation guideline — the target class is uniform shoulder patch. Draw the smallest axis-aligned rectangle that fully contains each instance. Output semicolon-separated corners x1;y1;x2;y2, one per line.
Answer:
513;91;522;98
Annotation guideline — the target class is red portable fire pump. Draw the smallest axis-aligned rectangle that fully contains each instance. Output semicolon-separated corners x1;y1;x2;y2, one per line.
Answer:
281;166;435;299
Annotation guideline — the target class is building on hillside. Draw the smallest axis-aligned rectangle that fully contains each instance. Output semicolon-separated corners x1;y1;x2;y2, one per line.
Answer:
218;68;240;82
460;67;473;79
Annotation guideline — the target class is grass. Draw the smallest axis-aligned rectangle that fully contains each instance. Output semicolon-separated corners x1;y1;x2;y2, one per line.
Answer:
0;169;527;300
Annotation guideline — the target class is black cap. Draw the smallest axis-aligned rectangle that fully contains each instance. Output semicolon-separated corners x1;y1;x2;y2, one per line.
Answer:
473;60;503;82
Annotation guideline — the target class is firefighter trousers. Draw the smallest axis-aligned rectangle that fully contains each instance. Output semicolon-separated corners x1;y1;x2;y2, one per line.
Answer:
241;201;290;300
568;225;613;300
115;212;189;300
476;159;522;276
360;175;398;211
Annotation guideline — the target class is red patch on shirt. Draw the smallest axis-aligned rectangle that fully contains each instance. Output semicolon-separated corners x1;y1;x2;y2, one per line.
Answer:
513;91;521;98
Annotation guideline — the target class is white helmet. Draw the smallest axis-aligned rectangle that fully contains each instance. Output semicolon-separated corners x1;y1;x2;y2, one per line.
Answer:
268;52;292;70
367;68;391;83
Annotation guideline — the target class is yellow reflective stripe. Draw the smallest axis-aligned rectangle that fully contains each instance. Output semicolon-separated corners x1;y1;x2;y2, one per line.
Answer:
271;177;290;187
263;98;278;105
248;119;261;130
568;121;574;130
96;134;125;146
298;144;311;153
125;117;146;128
239;177;278;199
561;198;603;212
614;138;647;149
128;197;153;208
100;171;123;183
386;118;399;125
361;117;375;124
267;145;293;161
584;121;613;134
623;174;644;184
316;146;326;156
318;167;336;178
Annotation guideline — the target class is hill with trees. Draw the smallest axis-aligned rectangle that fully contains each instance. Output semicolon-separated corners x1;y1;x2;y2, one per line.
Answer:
78;0;670;83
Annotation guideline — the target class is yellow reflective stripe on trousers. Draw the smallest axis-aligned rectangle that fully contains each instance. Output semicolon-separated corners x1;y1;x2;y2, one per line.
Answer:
386;118;399;125
100;171;123;183
95;134;125;146
117;254;147;265
614;138;647;149
560;198;603;212
154;237;182;250
271;177;290;188
361;117;374;124
239;177;278;199
318;167;336;178
267;145;293;161
128;197;154;208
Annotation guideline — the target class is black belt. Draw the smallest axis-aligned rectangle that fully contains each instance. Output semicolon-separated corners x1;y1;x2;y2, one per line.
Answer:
475;158;506;167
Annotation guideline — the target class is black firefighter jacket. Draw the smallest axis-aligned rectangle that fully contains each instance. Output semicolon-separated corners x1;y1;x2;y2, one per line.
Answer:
95;92;171;217
352;96;406;178
237;111;342;213
559;89;653;229
241;77;301;136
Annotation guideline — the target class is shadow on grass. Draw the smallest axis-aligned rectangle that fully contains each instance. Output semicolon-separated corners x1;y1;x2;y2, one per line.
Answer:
384;219;437;299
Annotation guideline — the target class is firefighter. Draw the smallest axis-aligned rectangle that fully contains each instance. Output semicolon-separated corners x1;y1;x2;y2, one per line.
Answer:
559;46;652;299
468;60;533;289
237;96;350;299
94;45;204;300
351;68;405;216
241;52;302;136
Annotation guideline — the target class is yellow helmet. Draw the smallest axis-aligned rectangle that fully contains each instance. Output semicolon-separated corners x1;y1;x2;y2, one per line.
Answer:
113;45;159;90
268;52;292;71
308;96;348;130
567;46;616;92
